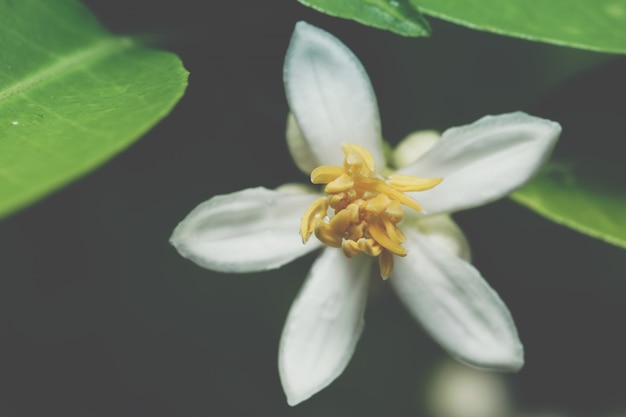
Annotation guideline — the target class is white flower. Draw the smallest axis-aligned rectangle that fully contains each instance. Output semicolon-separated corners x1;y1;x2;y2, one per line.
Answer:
170;21;561;406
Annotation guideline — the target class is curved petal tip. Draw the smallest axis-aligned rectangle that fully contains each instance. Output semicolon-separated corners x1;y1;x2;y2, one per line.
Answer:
392;229;525;373
399;111;562;214
456;339;524;373
170;187;321;273
284;21;384;168
278;249;371;405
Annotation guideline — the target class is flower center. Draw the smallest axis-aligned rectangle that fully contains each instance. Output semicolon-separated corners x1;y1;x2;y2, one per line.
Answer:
300;143;442;279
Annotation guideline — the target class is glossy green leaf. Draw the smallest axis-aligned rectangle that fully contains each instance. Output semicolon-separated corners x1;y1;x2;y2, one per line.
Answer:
411;0;626;53
298;0;431;37
0;0;188;219
512;160;626;250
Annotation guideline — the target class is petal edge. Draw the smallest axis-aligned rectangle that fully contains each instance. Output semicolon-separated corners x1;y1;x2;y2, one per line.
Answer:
170;187;321;273
392;229;524;371
284;21;384;168
399;112;561;214
279;249;371;405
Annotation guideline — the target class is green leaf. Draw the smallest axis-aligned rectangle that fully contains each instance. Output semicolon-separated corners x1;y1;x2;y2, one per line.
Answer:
411;0;626;54
298;0;431;37
512;160;626;250
0;0;188;219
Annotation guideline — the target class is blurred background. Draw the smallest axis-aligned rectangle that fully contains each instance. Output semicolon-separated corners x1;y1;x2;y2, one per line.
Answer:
0;0;625;415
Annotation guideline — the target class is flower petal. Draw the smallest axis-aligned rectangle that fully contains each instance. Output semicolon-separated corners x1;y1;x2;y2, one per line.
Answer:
170;187;322;273
284;21;384;168
404;213;471;261
392;129;440;169
279;248;371;405
398;112;561;214
286;112;319;174
391;228;524;371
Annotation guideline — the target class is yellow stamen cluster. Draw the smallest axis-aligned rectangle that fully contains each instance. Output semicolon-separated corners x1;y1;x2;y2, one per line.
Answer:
301;143;442;279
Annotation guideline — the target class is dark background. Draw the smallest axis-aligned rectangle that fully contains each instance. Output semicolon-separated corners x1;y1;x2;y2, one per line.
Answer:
0;1;625;415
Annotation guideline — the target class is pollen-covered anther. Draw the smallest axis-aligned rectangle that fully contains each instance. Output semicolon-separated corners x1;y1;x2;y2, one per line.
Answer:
310;166;344;184
343;143;375;175
365;193;391;215
300;197;327;243
384;200;403;223
379;250;394;280
341;238;382;258
331;202;359;229
346;222;365;241
325;174;354;193
314;222;342;248
341;240;360;258
357;238;382;256
367;221;407;256
387;174;443;192
300;142;443;278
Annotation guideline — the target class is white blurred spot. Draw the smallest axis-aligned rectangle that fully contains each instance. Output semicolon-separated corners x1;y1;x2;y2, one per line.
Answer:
428;359;511;417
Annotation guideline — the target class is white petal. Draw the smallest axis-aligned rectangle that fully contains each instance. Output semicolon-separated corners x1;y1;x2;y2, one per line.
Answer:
279;248;371;405
274;181;318;195
391;229;524;371
398;112;561;214
286;112;319;174
284;21;384;168
404;213;471;261
392;129;440;169
170;187;322;273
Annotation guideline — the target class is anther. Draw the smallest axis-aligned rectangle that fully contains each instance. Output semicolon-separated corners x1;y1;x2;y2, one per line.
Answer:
299;142;441;279
300;197;327;243
387;174;443;192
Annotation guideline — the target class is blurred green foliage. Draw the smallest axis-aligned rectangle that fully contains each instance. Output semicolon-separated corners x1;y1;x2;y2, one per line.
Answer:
297;0;430;37
412;0;626;53
514;160;626;250
300;0;626;53
0;0;187;219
